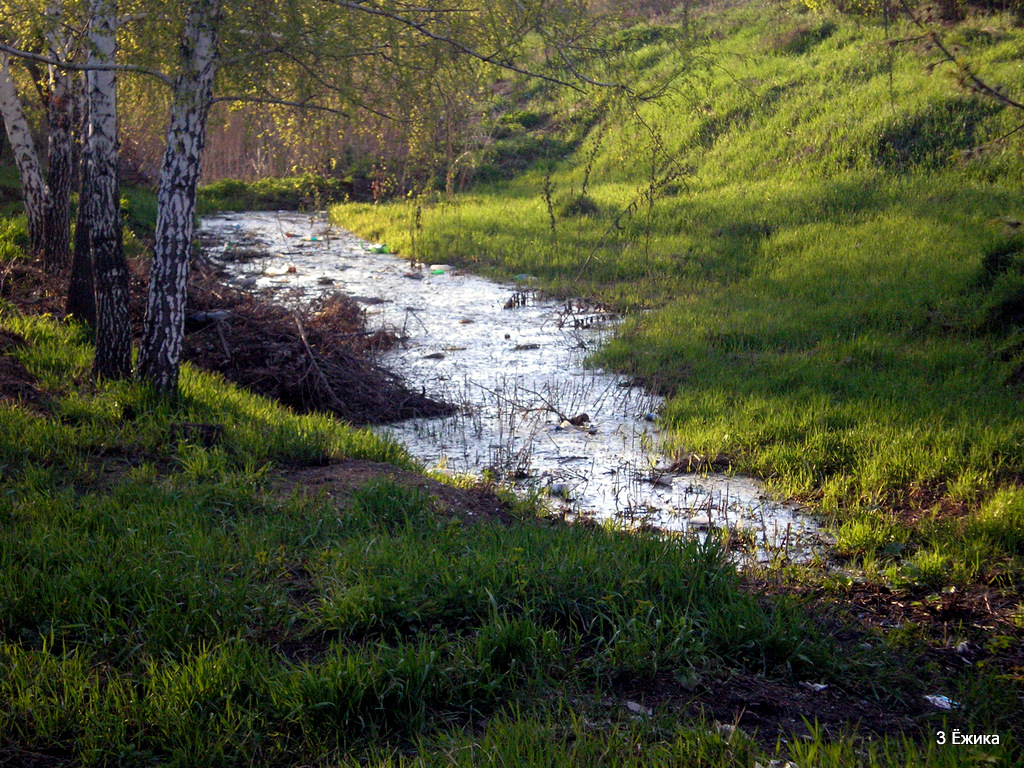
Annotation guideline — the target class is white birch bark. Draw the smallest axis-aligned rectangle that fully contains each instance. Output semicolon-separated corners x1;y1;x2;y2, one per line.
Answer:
86;0;131;378
138;0;222;393
0;55;46;254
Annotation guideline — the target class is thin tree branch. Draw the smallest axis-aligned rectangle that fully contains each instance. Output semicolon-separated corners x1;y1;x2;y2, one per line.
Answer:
319;0;592;91
969;119;1024;154
211;94;349;115
210;93;403;122
0;41;173;86
553;44;628;92
897;0;1024;112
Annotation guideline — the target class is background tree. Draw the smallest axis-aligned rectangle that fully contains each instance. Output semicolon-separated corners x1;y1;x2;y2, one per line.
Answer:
0;53;44;253
67;68;95;327
40;0;74;272
138;0;617;395
86;0;129;378
4;0;618;395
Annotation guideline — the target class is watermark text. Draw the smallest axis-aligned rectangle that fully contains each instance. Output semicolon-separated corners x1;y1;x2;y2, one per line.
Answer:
936;730;1000;746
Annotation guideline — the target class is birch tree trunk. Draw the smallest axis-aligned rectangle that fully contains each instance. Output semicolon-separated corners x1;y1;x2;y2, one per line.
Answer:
85;0;130;378
138;0;221;394
42;2;73;272
67;71;96;328
0;55;46;255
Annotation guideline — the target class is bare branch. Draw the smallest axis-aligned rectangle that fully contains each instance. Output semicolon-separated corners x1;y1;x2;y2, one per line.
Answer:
211;94;349;115
210;93;403;122
897;0;1024;113
0;41;173;86
319;0;593;91
553;44;628;92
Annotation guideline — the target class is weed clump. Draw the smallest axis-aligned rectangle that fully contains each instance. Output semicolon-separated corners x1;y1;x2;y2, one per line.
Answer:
769;21;837;55
558;194;601;217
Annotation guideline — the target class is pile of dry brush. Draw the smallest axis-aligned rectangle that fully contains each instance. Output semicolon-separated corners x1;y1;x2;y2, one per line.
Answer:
180;260;451;424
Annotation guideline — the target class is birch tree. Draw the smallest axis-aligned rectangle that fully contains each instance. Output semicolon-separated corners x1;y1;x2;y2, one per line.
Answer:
5;0;617;395
137;0;221;392
0;54;44;253
86;0;130;378
137;0;613;395
67;70;95;326
41;0;73;272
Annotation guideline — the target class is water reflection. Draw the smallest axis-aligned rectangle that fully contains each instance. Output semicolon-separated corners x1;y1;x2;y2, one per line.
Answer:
200;211;825;561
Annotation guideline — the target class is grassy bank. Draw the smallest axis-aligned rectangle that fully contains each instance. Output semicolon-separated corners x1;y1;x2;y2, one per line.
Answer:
331;2;1024;593
0;217;1017;763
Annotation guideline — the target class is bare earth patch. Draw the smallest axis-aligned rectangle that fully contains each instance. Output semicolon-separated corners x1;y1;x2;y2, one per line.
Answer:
611;669;921;744
0;329;44;410
272;459;515;525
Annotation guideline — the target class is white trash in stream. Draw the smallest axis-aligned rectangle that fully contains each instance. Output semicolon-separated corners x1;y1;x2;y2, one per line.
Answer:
201;211;826;563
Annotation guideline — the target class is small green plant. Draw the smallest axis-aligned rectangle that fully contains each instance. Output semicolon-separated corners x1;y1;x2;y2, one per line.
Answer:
348;477;435;533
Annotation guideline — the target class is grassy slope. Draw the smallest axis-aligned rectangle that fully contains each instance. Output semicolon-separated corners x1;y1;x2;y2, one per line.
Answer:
333;2;1024;589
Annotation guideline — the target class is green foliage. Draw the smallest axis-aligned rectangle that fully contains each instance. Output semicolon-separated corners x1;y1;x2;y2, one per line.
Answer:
971;487;1024;554
475;134;574;183
0;165;25;219
347;477;436;533
557;194;601;217
0;217;27;260
120;185;159;237
769;20;838;55
497;110;548;131
198;173;355;213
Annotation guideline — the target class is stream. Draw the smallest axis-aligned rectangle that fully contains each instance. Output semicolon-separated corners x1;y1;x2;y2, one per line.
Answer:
200;211;825;562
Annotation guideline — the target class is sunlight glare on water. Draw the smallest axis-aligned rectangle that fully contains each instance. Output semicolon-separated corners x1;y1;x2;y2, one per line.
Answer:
200;211;823;561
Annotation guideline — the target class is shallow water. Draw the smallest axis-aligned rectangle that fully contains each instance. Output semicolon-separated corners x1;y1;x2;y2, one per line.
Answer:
200;211;823;560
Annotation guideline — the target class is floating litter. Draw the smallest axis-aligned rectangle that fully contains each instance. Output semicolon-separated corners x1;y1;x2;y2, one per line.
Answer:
924;695;959;710
264;263;296;277
549;482;573;499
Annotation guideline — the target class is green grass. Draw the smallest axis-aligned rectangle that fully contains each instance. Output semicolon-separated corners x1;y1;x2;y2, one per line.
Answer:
331;2;1024;590
2;291;1016;763
0;165;25;220
340;711;1010;768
